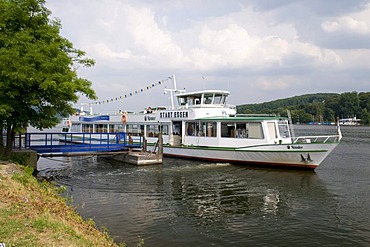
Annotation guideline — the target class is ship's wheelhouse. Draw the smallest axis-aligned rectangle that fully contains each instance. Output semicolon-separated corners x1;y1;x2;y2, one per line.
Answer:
176;90;230;108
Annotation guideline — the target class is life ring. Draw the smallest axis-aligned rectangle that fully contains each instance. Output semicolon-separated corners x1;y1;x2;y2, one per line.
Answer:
121;114;127;124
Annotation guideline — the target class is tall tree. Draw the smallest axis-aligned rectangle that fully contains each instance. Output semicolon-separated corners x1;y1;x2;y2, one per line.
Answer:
338;92;361;118
0;0;97;157
359;92;370;111
324;95;341;117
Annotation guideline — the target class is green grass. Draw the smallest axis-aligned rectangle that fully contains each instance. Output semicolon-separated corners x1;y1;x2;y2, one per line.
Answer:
0;162;124;246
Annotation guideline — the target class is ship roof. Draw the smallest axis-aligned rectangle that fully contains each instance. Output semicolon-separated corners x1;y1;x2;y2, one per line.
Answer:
196;115;287;121
175;90;230;97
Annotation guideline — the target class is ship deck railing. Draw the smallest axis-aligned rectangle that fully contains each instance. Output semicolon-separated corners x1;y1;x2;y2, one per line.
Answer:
23;132;142;154
293;135;341;144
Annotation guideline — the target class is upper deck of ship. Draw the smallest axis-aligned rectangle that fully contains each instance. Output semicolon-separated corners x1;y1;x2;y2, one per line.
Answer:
175;90;233;109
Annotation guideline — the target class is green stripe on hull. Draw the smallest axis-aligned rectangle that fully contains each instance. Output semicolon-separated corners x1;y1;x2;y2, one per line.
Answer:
160;144;330;153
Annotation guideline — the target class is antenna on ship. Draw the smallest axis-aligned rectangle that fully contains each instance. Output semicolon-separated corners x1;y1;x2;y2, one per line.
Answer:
173;74;178;91
164;74;185;109
80;103;93;115
287;110;295;142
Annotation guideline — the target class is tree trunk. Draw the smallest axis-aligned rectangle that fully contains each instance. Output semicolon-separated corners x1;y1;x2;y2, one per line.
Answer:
0;127;4;157
4;123;14;157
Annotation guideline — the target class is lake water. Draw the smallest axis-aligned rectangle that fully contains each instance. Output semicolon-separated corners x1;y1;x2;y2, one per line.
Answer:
37;125;370;246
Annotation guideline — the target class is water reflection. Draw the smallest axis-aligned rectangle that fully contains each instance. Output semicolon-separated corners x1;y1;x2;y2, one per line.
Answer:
38;156;345;246
36;125;370;246
262;188;280;215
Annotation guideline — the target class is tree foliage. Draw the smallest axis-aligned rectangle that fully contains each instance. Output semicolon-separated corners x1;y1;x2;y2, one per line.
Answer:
237;92;370;125
0;0;97;156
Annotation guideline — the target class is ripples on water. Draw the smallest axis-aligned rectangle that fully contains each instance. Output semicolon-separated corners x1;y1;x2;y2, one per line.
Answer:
37;125;370;246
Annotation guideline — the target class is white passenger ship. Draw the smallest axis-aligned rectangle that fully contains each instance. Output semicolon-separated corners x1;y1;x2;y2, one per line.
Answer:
63;75;342;169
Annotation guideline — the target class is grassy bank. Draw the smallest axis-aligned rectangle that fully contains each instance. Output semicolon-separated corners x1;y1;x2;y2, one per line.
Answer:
0;162;121;246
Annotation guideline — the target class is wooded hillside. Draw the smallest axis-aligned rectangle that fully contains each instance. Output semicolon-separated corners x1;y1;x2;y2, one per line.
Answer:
237;92;370;124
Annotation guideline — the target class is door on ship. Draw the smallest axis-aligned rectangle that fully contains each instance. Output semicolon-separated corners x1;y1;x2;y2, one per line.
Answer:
172;121;182;146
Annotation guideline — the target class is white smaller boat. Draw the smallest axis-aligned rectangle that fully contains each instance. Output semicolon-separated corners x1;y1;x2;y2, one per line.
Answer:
339;117;361;126
62;75;342;169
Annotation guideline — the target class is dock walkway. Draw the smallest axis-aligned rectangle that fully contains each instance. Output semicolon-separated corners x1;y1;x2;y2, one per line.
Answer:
21;132;162;165
24;132;140;154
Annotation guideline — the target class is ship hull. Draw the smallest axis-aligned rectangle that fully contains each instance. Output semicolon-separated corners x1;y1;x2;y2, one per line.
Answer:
162;142;338;169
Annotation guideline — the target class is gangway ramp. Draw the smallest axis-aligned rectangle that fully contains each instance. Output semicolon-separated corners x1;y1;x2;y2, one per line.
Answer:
25;132;142;154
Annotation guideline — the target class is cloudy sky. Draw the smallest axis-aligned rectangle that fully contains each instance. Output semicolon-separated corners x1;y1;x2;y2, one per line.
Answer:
45;0;370;113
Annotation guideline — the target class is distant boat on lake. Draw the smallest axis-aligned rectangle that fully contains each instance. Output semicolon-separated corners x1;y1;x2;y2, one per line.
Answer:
339;117;361;126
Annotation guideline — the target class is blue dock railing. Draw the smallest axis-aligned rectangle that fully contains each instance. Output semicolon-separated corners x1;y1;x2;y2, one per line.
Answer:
24;132;142;153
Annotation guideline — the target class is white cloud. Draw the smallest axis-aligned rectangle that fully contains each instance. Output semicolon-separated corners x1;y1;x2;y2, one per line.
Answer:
188;23;340;70
123;5;185;63
257;76;298;91
290;41;342;65
321;4;370;34
322;16;369;34
45;0;370;111
52;1;341;71
321;21;341;33
192;24;258;68
89;43;132;60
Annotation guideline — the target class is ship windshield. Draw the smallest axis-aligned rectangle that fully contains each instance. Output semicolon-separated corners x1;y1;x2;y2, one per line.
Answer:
214;93;227;105
203;93;213;104
178;92;228;106
182;94;202;106
278;120;291;138
178;97;187;106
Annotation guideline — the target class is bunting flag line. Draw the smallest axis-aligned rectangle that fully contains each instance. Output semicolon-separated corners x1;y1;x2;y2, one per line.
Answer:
90;76;172;105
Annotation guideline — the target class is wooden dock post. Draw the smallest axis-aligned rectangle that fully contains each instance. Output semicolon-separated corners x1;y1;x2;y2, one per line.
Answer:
143;136;147;152
157;133;163;160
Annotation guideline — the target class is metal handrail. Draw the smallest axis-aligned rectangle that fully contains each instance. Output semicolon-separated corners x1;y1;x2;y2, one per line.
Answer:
293;134;341;144
23;132;143;153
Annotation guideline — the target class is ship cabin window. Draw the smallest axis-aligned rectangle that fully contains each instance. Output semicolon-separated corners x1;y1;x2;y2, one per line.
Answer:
200;122;216;137
278;120;291;138
185;121;216;137
71;123;80;132
126;124;144;136
82;124;93;133
185;94;202;106
236;123;248;138
146;124;160;137
221;122;264;139
95;124;108;133
213;94;227;105
203;94;213;104
161;125;169;135
248;122;264;139
221;123;231;137
221;123;248;138
178;97;187;106
146;124;169;137
114;124;125;132
179;93;228;107
186;122;197;136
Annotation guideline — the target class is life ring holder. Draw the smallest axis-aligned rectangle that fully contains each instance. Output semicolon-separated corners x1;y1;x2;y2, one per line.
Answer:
121;113;127;124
